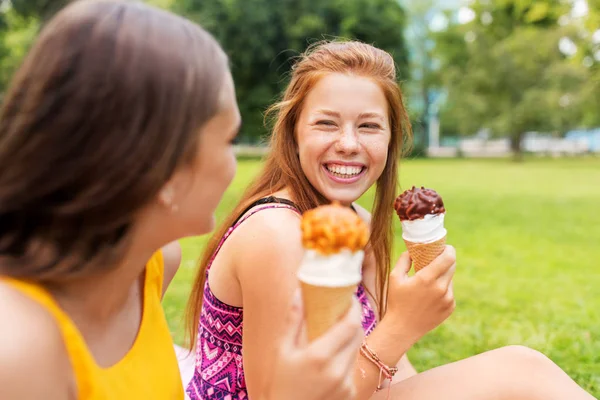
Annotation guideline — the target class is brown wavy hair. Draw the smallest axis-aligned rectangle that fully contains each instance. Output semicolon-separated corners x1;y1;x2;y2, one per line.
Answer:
0;0;227;282
186;40;412;347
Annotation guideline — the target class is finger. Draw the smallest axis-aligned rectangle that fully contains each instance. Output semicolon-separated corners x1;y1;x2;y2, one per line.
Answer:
280;288;305;351
309;299;363;355
345;374;358;400
328;373;357;400
328;315;364;374
443;280;455;305
319;304;364;380
331;334;363;385
416;245;456;281
438;261;456;291
392;251;412;277
320;366;356;400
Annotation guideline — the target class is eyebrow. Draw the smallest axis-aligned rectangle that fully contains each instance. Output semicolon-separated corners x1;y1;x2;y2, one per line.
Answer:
358;112;385;121
314;109;385;121
315;109;341;118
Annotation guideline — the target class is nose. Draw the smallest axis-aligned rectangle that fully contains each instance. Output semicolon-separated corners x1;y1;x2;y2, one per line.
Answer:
335;127;360;155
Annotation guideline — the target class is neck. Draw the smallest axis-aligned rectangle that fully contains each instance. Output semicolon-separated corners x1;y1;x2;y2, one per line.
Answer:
46;239;156;326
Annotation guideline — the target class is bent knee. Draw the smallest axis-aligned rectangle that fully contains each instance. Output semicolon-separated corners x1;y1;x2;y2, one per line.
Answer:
496;345;553;368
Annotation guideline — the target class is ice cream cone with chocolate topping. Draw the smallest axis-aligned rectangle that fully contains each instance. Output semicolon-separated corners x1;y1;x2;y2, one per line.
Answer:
297;202;369;341
394;186;447;272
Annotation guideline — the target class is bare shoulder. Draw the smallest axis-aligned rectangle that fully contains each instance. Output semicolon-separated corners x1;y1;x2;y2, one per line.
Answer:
233;205;302;253
0;283;72;399
352;202;372;226
229;206;303;282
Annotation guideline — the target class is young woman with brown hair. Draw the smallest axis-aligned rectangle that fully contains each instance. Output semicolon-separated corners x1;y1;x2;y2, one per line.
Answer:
0;2;363;399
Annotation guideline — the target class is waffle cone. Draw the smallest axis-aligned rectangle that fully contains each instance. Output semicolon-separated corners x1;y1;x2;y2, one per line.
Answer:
404;235;446;272
300;281;357;342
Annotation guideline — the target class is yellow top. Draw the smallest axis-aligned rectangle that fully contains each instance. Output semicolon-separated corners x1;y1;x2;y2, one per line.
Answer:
1;251;184;400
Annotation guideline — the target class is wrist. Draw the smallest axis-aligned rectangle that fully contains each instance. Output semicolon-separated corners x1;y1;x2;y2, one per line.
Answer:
380;313;421;344
363;317;416;367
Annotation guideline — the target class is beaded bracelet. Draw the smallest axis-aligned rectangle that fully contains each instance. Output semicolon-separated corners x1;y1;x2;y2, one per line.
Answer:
359;340;398;399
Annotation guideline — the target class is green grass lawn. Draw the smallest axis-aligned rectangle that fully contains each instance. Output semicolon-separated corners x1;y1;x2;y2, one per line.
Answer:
163;156;600;396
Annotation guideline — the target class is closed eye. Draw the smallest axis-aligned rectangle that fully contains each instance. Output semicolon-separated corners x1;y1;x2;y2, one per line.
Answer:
360;123;382;129
316;120;336;126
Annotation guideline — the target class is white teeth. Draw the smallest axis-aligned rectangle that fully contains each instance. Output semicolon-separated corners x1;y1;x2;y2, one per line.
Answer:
326;164;363;178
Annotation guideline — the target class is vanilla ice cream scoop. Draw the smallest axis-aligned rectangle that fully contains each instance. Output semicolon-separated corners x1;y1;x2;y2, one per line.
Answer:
401;213;447;243
297;249;364;287
297;202;369;340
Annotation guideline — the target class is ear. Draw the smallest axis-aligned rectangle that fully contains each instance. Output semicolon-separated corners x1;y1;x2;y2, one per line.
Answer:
158;182;179;213
158;166;195;213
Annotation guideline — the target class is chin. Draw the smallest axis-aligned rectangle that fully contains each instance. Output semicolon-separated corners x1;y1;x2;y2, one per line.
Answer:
321;190;362;207
314;171;370;207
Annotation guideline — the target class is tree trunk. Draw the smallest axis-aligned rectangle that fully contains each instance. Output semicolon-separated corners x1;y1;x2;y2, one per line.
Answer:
511;131;524;162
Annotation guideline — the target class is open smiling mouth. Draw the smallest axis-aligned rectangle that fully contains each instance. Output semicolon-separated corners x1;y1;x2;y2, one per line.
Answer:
323;163;367;182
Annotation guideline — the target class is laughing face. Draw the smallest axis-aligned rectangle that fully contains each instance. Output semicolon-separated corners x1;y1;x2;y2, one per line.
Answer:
295;73;391;205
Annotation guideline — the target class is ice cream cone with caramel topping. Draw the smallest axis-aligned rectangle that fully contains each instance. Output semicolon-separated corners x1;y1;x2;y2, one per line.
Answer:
297;202;369;341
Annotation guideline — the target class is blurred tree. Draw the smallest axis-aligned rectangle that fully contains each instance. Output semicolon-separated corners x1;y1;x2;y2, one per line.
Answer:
0;0;410;143
0;0;69;95
0;8;39;95
433;0;590;160
176;0;410;142
0;0;176;95
402;0;438;150
10;0;69;22
579;0;600;127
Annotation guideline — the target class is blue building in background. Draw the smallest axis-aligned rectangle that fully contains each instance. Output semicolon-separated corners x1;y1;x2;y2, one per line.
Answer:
566;129;600;152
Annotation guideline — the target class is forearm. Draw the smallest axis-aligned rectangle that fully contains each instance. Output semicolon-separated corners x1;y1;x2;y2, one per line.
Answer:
353;318;416;400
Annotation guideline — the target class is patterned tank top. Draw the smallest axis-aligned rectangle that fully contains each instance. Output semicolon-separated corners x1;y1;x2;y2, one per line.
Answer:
187;198;377;400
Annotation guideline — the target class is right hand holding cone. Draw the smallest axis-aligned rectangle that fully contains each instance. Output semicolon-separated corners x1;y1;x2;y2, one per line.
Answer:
385;246;457;343
266;292;363;400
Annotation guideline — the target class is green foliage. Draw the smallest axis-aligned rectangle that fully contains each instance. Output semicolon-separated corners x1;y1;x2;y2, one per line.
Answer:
10;0;69;21
176;0;410;142
0;10;39;93
0;0;69;94
164;157;600;396
0;0;409;141
578;0;600;127
402;0;439;151
433;0;591;156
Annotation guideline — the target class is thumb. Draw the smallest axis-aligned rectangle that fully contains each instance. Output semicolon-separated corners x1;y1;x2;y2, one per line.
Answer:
393;251;413;277
280;289;305;351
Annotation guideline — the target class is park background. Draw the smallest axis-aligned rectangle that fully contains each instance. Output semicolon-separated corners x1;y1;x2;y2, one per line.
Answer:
0;0;598;395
